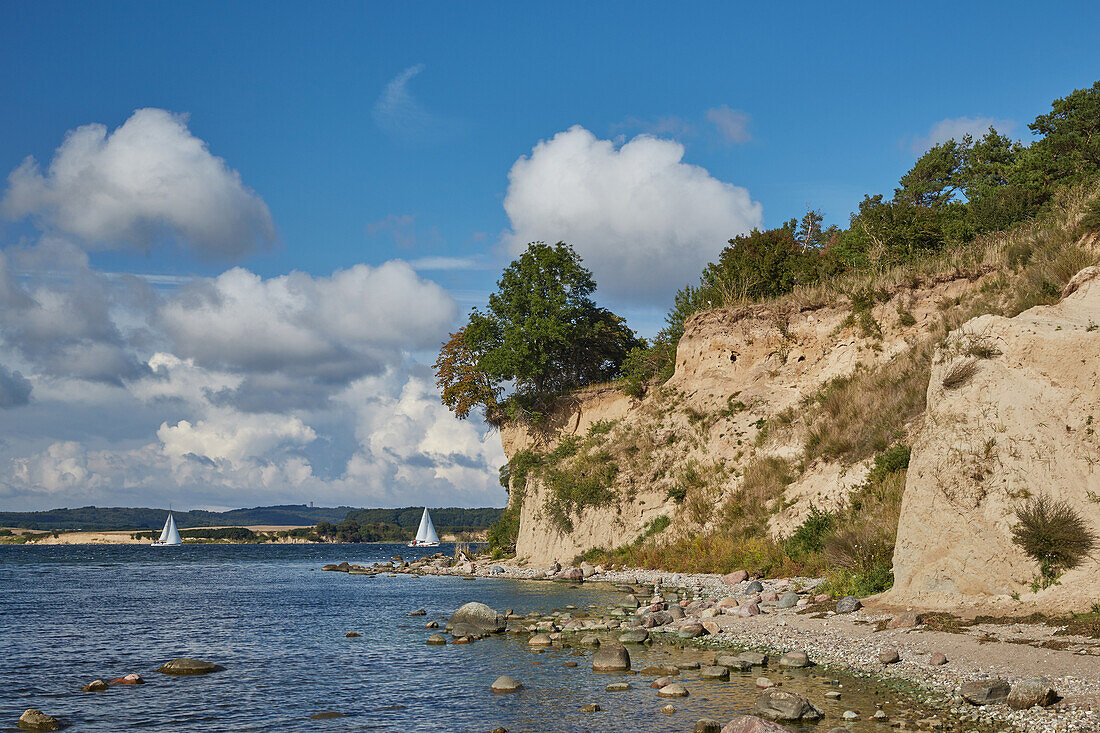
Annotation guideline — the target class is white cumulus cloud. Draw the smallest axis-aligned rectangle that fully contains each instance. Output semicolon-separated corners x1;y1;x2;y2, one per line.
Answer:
158;409;317;465
1;108;275;257
503;126;762;302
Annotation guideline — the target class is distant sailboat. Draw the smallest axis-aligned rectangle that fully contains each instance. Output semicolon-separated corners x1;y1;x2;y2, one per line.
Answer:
407;508;440;548
152;512;182;546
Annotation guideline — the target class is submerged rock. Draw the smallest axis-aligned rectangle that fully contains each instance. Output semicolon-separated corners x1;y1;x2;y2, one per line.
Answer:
695;719;722;733
17;709;61;732
618;629;650;644
345;632;360;638
700;665;730;680
753;690;823;721
490;675;523;693
658;683;689;697
528;634;552;647
579;703;601;712
157;658;223;675
82;679;108;692
605;682;631;691
310;712;346;720
777;650;810;668
426;633;447;645
720;715;795;733
406;608;426;616
108;673;144;685
592;643;630;671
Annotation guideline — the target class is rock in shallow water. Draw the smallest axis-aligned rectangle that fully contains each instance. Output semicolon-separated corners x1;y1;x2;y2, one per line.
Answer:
490;675;523;693
448;602;505;633
426;633;447;645
528;634;552;647
82;679;108;692
108;673;144;685
619;629;650;644
592;643;630;671
17;709;61;732
700;665;730;680
695;718;722;733
580;703;600;712
658;683;689;697
720;714;795;733
753;689;823;721
960;678;1010;705
157;658;223;675
1007;677;1057;709
778;650;809;668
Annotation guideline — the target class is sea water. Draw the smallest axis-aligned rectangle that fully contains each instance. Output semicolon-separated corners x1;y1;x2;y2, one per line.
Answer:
1;544;951;731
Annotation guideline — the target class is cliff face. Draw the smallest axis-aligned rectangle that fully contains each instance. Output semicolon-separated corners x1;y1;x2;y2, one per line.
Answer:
502;276;982;566
885;266;1100;609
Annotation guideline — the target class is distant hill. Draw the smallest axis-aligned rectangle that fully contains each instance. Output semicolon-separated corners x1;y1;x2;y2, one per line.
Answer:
0;504;503;531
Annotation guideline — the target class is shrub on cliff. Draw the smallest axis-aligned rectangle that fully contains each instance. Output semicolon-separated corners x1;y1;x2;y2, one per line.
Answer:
1012;495;1097;581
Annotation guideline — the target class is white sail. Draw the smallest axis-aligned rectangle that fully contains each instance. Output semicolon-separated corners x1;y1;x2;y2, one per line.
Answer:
158;515;171;543
413;508;440;544
164;513;182;545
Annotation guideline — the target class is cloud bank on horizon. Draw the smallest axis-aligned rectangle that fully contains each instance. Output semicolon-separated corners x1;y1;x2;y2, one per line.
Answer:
0;109;503;511
502;125;762;302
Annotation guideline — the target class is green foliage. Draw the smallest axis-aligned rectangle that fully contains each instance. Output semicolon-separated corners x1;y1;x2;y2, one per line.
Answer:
1012;495;1098;581
180;527;256;541
543;454;618;534
486;503;522;554
667;483;688;504
454;242;640;418
784;506;835;561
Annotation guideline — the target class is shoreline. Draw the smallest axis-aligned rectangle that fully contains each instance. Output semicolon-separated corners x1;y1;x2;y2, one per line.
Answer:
339;556;1100;732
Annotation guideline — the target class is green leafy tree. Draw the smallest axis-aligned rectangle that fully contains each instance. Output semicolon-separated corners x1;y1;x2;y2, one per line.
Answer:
438;242;640;421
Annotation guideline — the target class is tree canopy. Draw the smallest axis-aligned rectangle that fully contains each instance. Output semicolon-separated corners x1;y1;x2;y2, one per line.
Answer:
435;242;640;425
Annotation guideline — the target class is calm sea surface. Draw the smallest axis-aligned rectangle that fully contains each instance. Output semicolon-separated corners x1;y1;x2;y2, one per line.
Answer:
1;544;938;732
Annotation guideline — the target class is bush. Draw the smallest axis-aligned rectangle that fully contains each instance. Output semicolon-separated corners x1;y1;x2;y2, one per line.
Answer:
784;507;835;561
1011;495;1097;579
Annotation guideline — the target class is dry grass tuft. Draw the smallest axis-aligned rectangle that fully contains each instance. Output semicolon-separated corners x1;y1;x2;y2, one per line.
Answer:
941;359;979;390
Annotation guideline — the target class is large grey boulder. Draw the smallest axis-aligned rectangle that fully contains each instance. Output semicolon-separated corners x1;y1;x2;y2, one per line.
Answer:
447;602;506;633
17;709;61;732
592;643;630;671
1007;677;1057;710
835;595;861;613
960;679;1010;705
776;592;799;609
753;690;823;721
721;715;795;733
157;658;224;675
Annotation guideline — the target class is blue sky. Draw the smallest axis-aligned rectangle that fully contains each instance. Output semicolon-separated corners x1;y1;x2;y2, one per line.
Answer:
1;1;1098;510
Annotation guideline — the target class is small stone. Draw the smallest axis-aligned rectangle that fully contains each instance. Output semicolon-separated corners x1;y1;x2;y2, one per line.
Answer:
17;709;61;732
426;633;447;645
776;592;800;609
872;710;888;720
842;710;859;720
738;651;768;666
887;611;923;629
108;673;144;685
528;634;552;647
778;650;810;668
835;596;861;613
824;690;841;700
700;665;730;680
745;581;764;593
82;679;108;692
490;675;523;693
651;675;675;688
723;570;749;585
659;683;689;697
928;652;947;666
605;682;631;691
580;703;601;712
716;655;753;672
756;677;775;688
660;704;676;715
345;631;360;637
157;658;224;675
619;629;650;644
1007;677;1057;710
592;643;630;671
960;679;1010;705
425;621;438;629
580;634;601;646
406;608;426;616
878;648;900;664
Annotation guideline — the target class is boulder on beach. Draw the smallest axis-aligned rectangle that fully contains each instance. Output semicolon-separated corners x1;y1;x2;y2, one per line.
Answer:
556;567;584;581
887;611;923;629
835;596;861;613
777;650;810;668
960;679;1010;705
448;602;506;633
157;658;224;675
753;690;823;721
82;679;108;692
490;675;523;693
776;592;799;609
592;643;630;671
721;715;795;733
108;673;144;685
928;652;947;666
745;581;764;593
678;623;705;638
17;709;61;732
878;648;900;665
1007;677;1057;710
722;570;749;585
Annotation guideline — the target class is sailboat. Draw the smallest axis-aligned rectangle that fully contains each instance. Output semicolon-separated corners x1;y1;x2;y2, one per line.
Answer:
152;512;182;546
407;508;440;548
